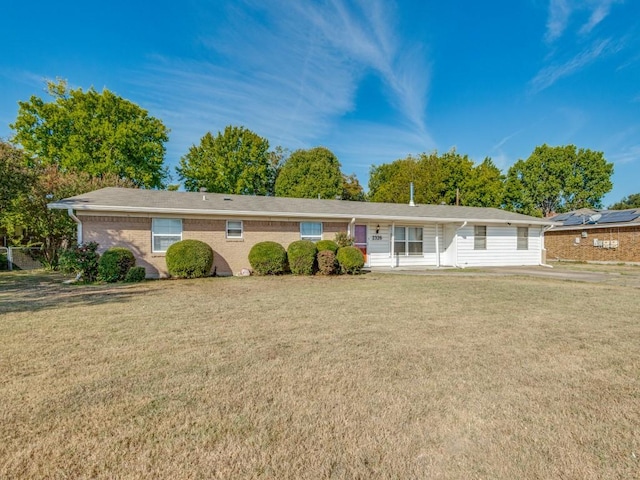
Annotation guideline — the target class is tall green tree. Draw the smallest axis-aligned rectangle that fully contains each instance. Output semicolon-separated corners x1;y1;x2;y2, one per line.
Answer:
177;126;274;195
0;141;33;213
275;147;343;199
1;165;134;265
368;150;504;206
609;193;640;210
11;79;169;189
341;173;366;201
503;144;613;217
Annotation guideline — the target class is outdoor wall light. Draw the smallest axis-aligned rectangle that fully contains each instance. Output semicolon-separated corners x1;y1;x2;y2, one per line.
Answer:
376;225;380;234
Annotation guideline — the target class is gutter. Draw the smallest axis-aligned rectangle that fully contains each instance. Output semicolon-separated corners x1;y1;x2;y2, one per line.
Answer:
454;221;467;269
47;203;554;227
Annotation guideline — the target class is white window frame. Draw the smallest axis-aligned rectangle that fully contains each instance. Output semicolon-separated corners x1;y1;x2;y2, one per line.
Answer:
474;225;487;250
393;226;423;256
517;226;528;250
300;222;322;241
226;220;243;239
152;218;182;253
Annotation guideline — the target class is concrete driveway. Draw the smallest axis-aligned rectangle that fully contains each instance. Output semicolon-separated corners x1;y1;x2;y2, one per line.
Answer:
371;264;640;288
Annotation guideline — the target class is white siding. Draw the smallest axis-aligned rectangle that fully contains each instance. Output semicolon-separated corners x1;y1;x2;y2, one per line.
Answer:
456;225;542;267
367;224;440;268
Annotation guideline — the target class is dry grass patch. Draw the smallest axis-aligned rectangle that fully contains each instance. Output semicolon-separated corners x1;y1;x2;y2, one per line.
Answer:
1;271;639;479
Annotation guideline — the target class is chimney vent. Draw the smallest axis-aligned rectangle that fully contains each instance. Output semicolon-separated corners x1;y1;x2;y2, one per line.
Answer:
409;182;416;207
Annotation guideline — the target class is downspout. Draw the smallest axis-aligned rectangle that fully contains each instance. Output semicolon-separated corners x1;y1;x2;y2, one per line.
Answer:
540;224;554;268
454;221;467;269
67;208;83;244
349;217;356;238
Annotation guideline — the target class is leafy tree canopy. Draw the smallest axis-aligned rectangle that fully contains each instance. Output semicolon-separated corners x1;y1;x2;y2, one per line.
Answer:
503;144;613;217
368;150;504;207
609;193;640;210
275;147;343;199
1;165;134;265
341;173;366;201
177;126;274;195
0;141;33;213
11;79;169;189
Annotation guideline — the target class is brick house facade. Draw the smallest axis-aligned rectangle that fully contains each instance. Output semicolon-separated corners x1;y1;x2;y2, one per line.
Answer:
545;225;640;263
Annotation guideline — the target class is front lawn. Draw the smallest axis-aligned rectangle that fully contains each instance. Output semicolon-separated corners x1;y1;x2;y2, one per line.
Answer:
1;271;638;478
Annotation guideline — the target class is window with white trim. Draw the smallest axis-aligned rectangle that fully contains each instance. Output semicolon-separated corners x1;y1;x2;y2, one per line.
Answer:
474;225;487;250
226;220;243;239
394;226;423;256
300;222;322;241
152;218;182;253
517;226;528;250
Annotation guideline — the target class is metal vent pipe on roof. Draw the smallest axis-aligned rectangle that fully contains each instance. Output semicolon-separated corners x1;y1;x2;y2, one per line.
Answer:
409;182;416;207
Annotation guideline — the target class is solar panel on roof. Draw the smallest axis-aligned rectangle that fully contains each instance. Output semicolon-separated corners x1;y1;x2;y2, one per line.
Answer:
553;213;571;221
597;211;640;224
562;216;587;226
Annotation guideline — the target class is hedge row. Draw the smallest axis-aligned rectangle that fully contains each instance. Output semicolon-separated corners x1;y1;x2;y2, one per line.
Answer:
58;243;146;283
248;240;364;276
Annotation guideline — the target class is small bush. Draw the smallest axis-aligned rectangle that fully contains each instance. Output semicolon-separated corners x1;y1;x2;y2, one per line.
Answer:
58;242;100;282
287;240;317;275
124;266;147;283
98;247;136;283
0;252;8;271
248;241;288;275
316;239;339;254
166;240;214;279
336;246;365;274
334;232;354;247
317;250;337;275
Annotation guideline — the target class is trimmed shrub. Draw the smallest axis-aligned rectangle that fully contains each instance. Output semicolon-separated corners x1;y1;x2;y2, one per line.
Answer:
317;250;337;275
287;240;317;275
316;239;339;254
98;247;136;283
248;241;288;275
124;266;147;283
58;242;100;282
334;232;354;247
166;240;214;279
336;246;365;274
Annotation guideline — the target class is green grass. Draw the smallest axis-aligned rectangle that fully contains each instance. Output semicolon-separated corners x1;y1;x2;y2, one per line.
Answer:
1;270;639;479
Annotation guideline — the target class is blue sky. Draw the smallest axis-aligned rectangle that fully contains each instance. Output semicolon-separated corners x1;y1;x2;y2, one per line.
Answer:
1;0;639;205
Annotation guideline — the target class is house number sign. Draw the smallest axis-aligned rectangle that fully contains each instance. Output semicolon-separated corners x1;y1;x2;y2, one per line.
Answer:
371;235;383;241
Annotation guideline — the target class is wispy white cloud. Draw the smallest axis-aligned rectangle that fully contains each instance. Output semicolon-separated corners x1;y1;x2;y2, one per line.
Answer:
544;0;623;44
609;144;640;164
529;37;625;93
127;0;432;177
545;0;572;44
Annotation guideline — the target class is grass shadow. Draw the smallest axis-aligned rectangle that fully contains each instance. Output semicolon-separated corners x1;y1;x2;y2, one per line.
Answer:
0;270;153;315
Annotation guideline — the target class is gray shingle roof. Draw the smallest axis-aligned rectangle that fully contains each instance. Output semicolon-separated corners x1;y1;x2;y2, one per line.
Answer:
548;208;640;230
49;187;554;225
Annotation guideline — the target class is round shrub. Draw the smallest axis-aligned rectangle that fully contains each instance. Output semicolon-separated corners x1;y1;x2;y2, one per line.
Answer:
124;266;147;283
98;247;134;283
287;240;317;275
248;241;288;275
58;242;100;282
317;250;337;275
336;246;365;275
316;239;339;254
166;240;214;279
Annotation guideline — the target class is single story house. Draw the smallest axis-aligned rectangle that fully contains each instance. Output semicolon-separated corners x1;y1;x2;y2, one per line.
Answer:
49;187;555;277
545;208;640;263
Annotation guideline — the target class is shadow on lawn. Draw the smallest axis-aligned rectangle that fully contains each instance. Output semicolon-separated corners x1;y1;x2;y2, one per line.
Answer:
0;271;152;315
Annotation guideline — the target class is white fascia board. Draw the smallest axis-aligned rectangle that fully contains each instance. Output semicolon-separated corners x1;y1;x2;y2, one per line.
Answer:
47;202;554;226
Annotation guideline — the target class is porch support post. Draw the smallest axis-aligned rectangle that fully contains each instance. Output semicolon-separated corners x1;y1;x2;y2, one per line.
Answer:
435;224;440;267
390;222;395;268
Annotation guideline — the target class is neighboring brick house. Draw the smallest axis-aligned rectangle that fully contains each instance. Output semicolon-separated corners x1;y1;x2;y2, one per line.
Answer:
49;187;555;278
545;208;640;263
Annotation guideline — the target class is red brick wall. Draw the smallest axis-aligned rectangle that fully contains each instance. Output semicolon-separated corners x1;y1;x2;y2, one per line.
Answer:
545;226;640;263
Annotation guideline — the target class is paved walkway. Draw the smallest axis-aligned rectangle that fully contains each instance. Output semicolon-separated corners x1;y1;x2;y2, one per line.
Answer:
370;265;640;288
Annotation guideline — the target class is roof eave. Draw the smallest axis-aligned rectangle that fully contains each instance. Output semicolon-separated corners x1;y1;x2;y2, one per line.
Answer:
48;202;554;226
